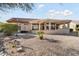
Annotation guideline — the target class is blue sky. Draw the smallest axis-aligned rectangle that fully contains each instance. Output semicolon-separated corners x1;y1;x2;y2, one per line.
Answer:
0;3;79;22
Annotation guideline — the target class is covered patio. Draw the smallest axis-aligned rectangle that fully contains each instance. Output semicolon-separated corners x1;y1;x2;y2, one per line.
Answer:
30;20;71;34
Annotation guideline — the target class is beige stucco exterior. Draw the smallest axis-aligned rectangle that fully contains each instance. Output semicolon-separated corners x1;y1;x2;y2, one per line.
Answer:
69;22;76;31
69;21;79;32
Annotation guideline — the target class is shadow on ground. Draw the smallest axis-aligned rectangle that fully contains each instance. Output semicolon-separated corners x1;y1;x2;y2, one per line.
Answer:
44;38;60;43
22;46;34;50
8;35;36;39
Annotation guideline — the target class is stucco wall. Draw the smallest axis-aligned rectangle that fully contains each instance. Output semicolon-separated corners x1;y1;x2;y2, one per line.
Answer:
69;22;76;31
19;23;31;31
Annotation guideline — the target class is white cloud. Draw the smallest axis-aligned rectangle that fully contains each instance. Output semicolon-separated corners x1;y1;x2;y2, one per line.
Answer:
37;4;45;9
48;10;55;13
63;10;73;16
45;9;73;19
55;11;61;15
45;10;55;19
47;10;55;15
46;10;61;17
47;10;62;15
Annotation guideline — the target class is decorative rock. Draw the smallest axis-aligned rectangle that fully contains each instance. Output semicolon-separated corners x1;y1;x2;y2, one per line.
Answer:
14;39;22;42
17;47;24;52
4;37;11;42
0;51;6;56
4;37;11;40
0;51;3;54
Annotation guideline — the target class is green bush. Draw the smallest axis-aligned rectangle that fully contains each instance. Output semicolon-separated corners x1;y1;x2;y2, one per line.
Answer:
76;27;79;36
76;27;79;31
1;24;18;36
0;29;3;32
37;31;44;40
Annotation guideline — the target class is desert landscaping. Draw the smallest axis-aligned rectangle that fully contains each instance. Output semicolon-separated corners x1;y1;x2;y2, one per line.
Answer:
0;33;79;56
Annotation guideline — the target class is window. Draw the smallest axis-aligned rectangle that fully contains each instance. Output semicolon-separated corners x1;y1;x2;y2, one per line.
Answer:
76;24;79;28
51;23;55;30
46;25;49;30
32;24;39;30
51;25;55;30
70;28;73;32
76;24;79;31
18;26;21;30
41;24;44;30
56;24;59;29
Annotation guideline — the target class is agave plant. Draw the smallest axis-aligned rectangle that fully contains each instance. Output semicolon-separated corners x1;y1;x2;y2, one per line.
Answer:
37;31;44;40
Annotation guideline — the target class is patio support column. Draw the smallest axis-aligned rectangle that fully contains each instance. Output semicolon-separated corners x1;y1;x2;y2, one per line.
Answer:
39;23;41;31
17;23;20;32
55;24;56;30
49;22;51;30
44;23;46;30
63;24;65;29
67;23;70;28
31;23;32;30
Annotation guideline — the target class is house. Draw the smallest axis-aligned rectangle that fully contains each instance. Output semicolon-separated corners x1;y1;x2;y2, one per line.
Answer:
69;20;79;32
7;18;71;34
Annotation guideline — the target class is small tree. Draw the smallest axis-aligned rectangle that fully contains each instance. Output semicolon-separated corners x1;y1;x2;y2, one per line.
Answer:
1;24;18;36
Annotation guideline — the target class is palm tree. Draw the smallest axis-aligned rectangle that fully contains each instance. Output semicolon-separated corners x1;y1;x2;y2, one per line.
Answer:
0;3;34;36
0;3;34;12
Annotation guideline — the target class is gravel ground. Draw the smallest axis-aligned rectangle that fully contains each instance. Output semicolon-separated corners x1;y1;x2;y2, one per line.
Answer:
0;37;9;56
1;34;79;56
18;35;79;56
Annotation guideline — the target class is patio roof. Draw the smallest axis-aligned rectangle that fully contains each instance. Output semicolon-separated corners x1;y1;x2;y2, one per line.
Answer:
29;20;71;24
72;20;79;24
7;18;71;24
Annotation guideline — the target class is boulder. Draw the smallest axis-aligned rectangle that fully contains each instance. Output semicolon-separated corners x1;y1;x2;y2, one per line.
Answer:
16;46;24;52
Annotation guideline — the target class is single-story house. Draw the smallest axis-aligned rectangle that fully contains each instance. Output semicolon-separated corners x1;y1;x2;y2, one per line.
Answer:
7;18;71;34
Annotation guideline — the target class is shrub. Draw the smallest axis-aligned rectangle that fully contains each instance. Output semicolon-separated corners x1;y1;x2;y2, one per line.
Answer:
1;23;18;36
0;29;3;32
76;27;79;32
76;27;79;36
12;44;16;48
37;31;44;40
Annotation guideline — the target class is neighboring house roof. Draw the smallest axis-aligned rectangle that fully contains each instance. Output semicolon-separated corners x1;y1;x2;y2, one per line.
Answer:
71;20;79;24
7;18;71;24
7;18;38;23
